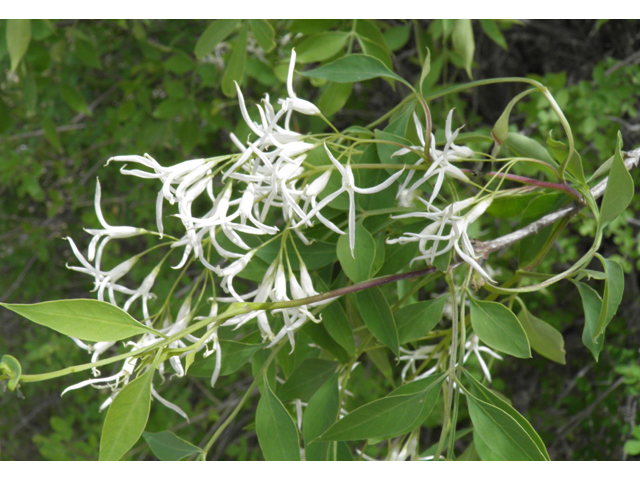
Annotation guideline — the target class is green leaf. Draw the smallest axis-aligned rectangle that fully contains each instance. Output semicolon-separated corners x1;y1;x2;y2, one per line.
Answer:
479;19;508;50
0;354;21;391
462;380;548;461
6;19;31;73
469;296;530;358
302;320;349;363
396;295;449;344
365;348;395;385
194;19;238;59
256;377;301;461
278;358;338;403
252;349;277;394
593;256;624;339
463;371;550;460
188;340;262;379
303;374;339;461
451;19;474;78
320;374;445;441
337;222;376;283
60;85;91;116
377;242;419;277
517;304;566;364
301;54;413;90
504;132;558;170
295;32;350;63
249;20;275;53
599;133;634;227
221;25;248;98
317;81;352;117
383;24;411;52
419;47;431;94
0;299;161;342
319;299;356;356
624;439;640;456
547;131;585;184
99;368;154;461
42;117;63;152
355;21;393;74
354;287;399;357
163;54;193;75
142;431;202;461
574;282;605;361
74;38;102;69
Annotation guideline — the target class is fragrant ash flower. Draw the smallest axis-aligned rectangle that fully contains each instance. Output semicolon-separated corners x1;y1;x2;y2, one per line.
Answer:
388;198;495;283
394;110;473;207
463;333;503;382
294;144;404;256
84;178;147;271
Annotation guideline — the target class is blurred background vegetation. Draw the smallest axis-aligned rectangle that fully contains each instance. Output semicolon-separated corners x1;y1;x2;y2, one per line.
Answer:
0;19;639;460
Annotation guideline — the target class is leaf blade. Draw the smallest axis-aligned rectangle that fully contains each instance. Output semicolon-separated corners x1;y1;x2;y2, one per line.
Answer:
99;368;154;461
0;299;160;342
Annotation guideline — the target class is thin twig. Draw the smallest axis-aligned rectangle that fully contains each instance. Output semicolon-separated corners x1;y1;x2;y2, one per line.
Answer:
476;152;640;257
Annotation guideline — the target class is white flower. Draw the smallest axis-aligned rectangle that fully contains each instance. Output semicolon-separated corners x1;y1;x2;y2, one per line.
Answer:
123;264;160;320
294;144;404;256
65;237;140;305
279;48;321;116
463;333;503;382
388;198;495;283
85;178;147;271
394;110;473;207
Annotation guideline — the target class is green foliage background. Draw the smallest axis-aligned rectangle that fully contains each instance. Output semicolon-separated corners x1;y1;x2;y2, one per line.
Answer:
1;19;639;460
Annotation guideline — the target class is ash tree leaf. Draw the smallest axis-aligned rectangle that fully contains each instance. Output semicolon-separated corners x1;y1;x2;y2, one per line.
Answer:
355;287;399;357
314;276;356;356
256;377;301;461
516;303;566;364
318;81;352;117
249;20;275;53
278;358;338;403
194;19;238;60
574;281;605;361
61;85;91;116
599;132;634;227
461;380;548;461
479;19;508;51
303;373;340;461
142;431;202;461
547;131;586;184
469;296;531;358
99;368;154;461
451;19;475;79
504;132;558;170
593;255;624;340
396;295;449;344
42;117;63;152
463;371;550;460
320;374;445;441
7;19;31;73
295;32;350;63
337;222;376;284
301;54;413;90
221;25;248;98
0;299;161;342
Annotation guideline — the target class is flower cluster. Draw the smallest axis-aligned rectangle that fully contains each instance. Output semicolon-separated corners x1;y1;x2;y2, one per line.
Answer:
62;48;497;415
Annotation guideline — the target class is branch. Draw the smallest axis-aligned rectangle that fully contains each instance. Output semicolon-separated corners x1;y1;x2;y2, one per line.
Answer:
476;150;640;258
